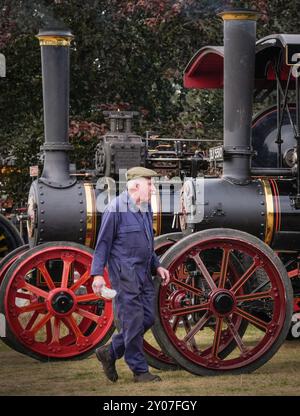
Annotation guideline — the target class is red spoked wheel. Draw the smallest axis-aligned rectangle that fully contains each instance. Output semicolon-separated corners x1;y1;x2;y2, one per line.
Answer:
0;242;114;361
0;244;29;354
144;232;183;371
152;229;293;375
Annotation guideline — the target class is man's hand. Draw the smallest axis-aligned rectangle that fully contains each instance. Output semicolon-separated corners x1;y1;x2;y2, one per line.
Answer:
157;266;170;286
92;275;105;296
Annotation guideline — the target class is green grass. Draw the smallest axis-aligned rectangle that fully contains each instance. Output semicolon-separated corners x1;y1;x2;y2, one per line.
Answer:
1;339;300;396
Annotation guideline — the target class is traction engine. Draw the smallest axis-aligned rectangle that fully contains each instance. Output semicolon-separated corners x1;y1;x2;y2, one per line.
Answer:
0;27;197;368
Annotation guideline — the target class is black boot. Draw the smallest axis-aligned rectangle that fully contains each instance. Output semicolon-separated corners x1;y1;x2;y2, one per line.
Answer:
95;344;118;382
133;371;162;383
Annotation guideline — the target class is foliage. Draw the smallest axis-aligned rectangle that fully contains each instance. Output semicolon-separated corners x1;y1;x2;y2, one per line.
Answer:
69;119;106;169
0;0;299;205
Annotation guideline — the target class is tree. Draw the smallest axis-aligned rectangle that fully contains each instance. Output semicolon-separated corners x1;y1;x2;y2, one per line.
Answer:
0;0;299;205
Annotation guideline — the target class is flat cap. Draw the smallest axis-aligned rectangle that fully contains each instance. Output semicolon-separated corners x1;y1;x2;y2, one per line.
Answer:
126;166;159;181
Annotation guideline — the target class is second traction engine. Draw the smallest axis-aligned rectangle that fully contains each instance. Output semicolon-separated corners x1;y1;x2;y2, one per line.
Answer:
151;9;298;376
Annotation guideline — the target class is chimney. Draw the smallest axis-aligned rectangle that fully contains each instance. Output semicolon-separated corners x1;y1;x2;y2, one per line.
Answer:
36;28;75;187
218;9;259;182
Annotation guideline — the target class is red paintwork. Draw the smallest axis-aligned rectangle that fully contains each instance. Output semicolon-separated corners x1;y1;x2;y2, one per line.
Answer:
3;245;114;359
158;236;288;371
184;48;294;90
184;49;224;89
294;297;300;313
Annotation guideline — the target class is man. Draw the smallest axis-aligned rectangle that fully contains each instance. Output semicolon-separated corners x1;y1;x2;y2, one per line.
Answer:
91;167;170;383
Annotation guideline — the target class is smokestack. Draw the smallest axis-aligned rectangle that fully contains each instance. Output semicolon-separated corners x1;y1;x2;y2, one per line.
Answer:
218;9;258;182
36;28;74;187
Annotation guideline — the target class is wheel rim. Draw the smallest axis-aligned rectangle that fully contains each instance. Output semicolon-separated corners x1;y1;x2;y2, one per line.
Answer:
157;235;289;371
2;244;114;359
143;340;175;365
0;245;29;286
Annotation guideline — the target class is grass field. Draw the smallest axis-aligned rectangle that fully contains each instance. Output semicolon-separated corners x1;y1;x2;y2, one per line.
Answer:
1;338;300;396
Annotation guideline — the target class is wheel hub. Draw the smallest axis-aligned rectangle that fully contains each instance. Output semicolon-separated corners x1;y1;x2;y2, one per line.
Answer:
51;291;74;314
212;291;235;315
169;290;190;309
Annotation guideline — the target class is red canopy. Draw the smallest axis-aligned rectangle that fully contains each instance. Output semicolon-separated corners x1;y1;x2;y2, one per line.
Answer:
184;46;224;89
184;34;300;90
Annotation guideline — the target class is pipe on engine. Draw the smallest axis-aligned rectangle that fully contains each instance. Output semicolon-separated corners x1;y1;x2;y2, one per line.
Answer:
251;168;294;177
36;29;75;188
218;10;258;182
27;29;99;248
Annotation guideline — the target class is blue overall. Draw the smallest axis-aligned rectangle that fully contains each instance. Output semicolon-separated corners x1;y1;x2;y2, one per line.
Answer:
91;190;161;374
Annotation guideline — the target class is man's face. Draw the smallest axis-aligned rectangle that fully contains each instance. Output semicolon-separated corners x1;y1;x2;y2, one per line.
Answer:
138;177;156;203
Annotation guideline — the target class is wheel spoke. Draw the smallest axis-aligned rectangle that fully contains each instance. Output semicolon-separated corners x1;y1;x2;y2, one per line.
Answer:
212;272;220;283
46;320;53;343
183;311;211;343
37;262;56;290
182;316;198;351
225;316;249;354
169;302;209;317
70;270;90;292
234;307;268;331
64;315;84;340
251;279;271;294
211;316;223;358
51;317;61;344
15;292;32;300
231;260;260;294
218;248;231;289
30;312;52;334
61;317;73;336
17;302;46;314
236;290;273;302
171;277;204;297
61;257;73;288
288;269;299;279
191;253;217;291
172;316;180;332
23;282;49;299
25;311;40;330
76;293;100;303
76;307;101;323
